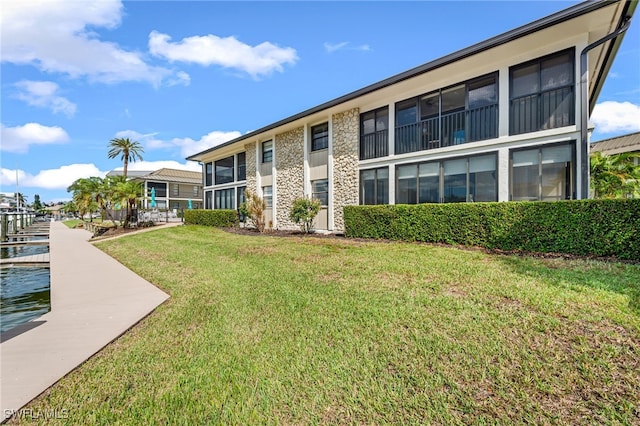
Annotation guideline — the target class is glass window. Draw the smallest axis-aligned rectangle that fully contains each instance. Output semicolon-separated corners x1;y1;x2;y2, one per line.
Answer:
468;77;498;109
510;49;575;135
360;107;389;160
237;152;246;181
396;164;418;204
441;85;465;113
263;186;272;208
443;159;467;203
360;168;389;205
205;191;212;209
311;123;329;151
215;156;234;185
262;141;273;163
511;143;574;201
172;184;179;197
193;186;199;197
214;188;235;209
418;163;440;203
469;155;497;202
312;179;329;206
396;100;418;127
205;163;213;187
420;93;439;119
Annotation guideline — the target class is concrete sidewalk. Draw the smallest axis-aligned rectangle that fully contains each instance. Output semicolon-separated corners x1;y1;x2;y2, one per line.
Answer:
1;222;170;421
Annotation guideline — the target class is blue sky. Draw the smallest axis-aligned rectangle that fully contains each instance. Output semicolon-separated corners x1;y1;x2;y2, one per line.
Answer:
2;1;639;203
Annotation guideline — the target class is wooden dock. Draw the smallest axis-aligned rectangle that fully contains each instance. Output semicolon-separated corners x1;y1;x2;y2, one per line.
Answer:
1;240;50;247
1;223;50;267
0;253;50;268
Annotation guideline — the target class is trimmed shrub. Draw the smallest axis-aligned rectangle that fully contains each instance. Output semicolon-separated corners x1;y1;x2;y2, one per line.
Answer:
344;199;640;260
289;197;321;233
184;209;239;227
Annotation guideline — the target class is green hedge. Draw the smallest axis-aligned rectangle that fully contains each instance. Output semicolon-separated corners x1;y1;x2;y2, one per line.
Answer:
344;199;640;260
184;209;239;227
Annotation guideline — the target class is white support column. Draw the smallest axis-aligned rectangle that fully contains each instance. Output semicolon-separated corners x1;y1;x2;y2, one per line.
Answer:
498;66;510;138
498;147;510;202
328;117;335;231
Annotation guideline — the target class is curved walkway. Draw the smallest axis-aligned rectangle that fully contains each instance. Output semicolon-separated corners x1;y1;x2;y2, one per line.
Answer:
1;222;170;421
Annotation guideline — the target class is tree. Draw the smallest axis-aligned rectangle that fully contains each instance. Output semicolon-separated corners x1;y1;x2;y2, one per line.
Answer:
33;194;44;211
289;197;321;233
67;177;100;221
590;151;640;199
239;190;266;232
107;137;144;177
112;178;143;228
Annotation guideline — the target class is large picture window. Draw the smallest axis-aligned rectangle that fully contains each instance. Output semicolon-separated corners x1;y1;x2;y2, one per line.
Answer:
360;167;389;205
510;49;575;135
215;156;234;185
511;143;575;201
311;123;329;151
360;107;389;160
395;154;497;204
395;74;498;155
214;188;235;209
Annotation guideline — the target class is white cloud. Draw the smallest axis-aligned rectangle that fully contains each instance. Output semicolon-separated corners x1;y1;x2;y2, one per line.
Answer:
1;0;187;87
324;41;371;53
149;31;298;79
591;101;640;134
14;80;77;117
0;164;107;190
115;129;241;158
1;123;70;153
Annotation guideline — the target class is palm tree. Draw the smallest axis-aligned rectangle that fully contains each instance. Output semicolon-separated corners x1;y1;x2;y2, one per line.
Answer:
112;177;143;228
67;177;100;221
108;138;144;177
590;151;640;198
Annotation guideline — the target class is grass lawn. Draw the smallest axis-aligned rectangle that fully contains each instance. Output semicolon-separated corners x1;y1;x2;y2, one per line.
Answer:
16;226;640;424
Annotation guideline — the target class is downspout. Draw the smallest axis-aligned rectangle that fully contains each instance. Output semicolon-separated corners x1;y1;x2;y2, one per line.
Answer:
579;16;632;199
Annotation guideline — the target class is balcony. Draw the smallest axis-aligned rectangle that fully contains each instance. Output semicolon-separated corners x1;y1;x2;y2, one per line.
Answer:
395;104;498;155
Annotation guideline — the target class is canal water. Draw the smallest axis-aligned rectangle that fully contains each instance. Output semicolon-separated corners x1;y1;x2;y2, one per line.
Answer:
0;267;51;333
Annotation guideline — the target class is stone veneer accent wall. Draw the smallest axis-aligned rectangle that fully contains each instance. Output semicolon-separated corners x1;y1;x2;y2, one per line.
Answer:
332;108;360;231
244;142;257;194
275;127;304;229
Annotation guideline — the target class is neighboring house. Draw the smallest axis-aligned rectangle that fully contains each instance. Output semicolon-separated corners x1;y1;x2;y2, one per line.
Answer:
591;132;640;165
133;168;203;210
187;0;636;232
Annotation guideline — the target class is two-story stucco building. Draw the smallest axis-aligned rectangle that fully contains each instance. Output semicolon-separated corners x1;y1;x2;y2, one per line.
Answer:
187;0;636;232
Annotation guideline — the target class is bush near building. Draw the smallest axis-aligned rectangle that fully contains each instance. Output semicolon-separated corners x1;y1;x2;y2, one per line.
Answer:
184;209;238;228
344;199;640;261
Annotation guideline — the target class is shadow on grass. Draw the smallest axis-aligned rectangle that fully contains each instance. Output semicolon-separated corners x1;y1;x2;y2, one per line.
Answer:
494;254;640;311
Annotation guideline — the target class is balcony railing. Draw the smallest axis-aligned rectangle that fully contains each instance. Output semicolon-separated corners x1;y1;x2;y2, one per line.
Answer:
395;104;498;155
360;129;388;160
510;86;573;135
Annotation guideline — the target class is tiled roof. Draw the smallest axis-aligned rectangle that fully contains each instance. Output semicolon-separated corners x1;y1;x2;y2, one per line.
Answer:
137;168;202;184
591;132;640;155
